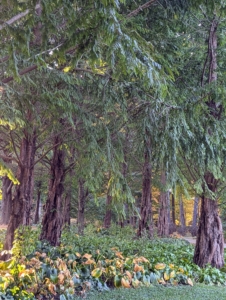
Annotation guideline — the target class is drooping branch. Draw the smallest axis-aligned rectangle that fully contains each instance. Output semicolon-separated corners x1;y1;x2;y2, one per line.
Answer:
127;0;156;18
0;4;40;31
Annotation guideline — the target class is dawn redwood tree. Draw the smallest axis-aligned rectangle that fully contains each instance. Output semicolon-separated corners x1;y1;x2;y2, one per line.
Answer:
40;135;66;246
193;16;224;268
0;176;12;225
137;136;153;237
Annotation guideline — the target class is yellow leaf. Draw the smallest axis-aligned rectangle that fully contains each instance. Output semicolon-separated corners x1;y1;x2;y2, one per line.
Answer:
75;252;81;258
169;264;175;269
115;259;123;269
170;270;176;278
155;263;166;270
91;268;102;278
187;278;193;286
121;277;130;288
63;66;71;73
164;272;170;281
131;278;141;288
178;267;184;273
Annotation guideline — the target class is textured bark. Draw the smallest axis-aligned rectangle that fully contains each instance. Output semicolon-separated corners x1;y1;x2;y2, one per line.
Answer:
1;177;13;225
179;195;186;234
40;137;66;246
77;179;88;235
191;196;199;237
194;18;224;268
3;133;36;254
157;171;170;237
137;144;152;237
193;194;224;268
34;181;42;224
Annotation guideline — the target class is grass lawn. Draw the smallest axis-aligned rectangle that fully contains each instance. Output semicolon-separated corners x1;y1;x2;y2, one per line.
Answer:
86;284;226;300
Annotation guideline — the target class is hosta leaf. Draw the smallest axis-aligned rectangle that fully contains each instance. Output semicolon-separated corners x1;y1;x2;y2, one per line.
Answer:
114;275;121;287
164;272;170;281
91;268;102;278
155;263;166;270
121;277;130;288
48;283;56;295
187;278;193;286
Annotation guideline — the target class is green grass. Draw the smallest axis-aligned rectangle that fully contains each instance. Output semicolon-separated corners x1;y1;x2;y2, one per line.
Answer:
86;284;226;300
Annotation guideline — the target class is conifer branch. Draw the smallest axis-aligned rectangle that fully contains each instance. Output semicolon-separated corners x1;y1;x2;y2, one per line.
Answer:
127;0;157;18
0;4;41;31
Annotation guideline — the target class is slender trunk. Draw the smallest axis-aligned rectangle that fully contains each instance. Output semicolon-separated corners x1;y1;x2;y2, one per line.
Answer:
1;177;13;225
77;179;88;235
34;181;41;224
40;137;66;246
3;132;36;253
63;193;71;227
171;193;176;225
194;18;224;268
179;195;186;234
191;196;199;236
157;171;169;237
104;192;112;229
137;141;152;237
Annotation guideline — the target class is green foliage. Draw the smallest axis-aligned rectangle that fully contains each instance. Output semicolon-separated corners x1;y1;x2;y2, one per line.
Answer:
0;226;225;298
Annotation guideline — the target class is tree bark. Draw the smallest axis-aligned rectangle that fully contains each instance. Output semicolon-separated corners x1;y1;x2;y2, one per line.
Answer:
40;136;66;246
191;196;199;236
137;141;152;237
77;179;88;235
179;195;186;234
3;132;36;253
194;18;224;268
171;193;176;225
1;177;13;225
34;181;41;224
157;171;169;237
104;191;112;229
63;193;71;227
193;194;224;268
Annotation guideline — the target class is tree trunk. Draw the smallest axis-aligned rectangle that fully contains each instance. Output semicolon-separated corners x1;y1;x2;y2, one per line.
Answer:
104;192;112;229
191;196;199;236
40;137;66;246
171;193;176;225
63;193;71;227
157;171;169;237
3;133;36;253
77;179;88;235
34;181;41;224
179;195;186;235
1;177;13;225
137;142;152;237
193;194;224;268
194;18;224;268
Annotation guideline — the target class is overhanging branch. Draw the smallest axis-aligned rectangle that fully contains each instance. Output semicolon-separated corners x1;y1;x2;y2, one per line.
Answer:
0;4;40;31
127;0;157;18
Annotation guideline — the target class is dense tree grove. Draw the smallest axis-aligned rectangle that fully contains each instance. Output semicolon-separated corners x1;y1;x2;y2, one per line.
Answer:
1;0;226;269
